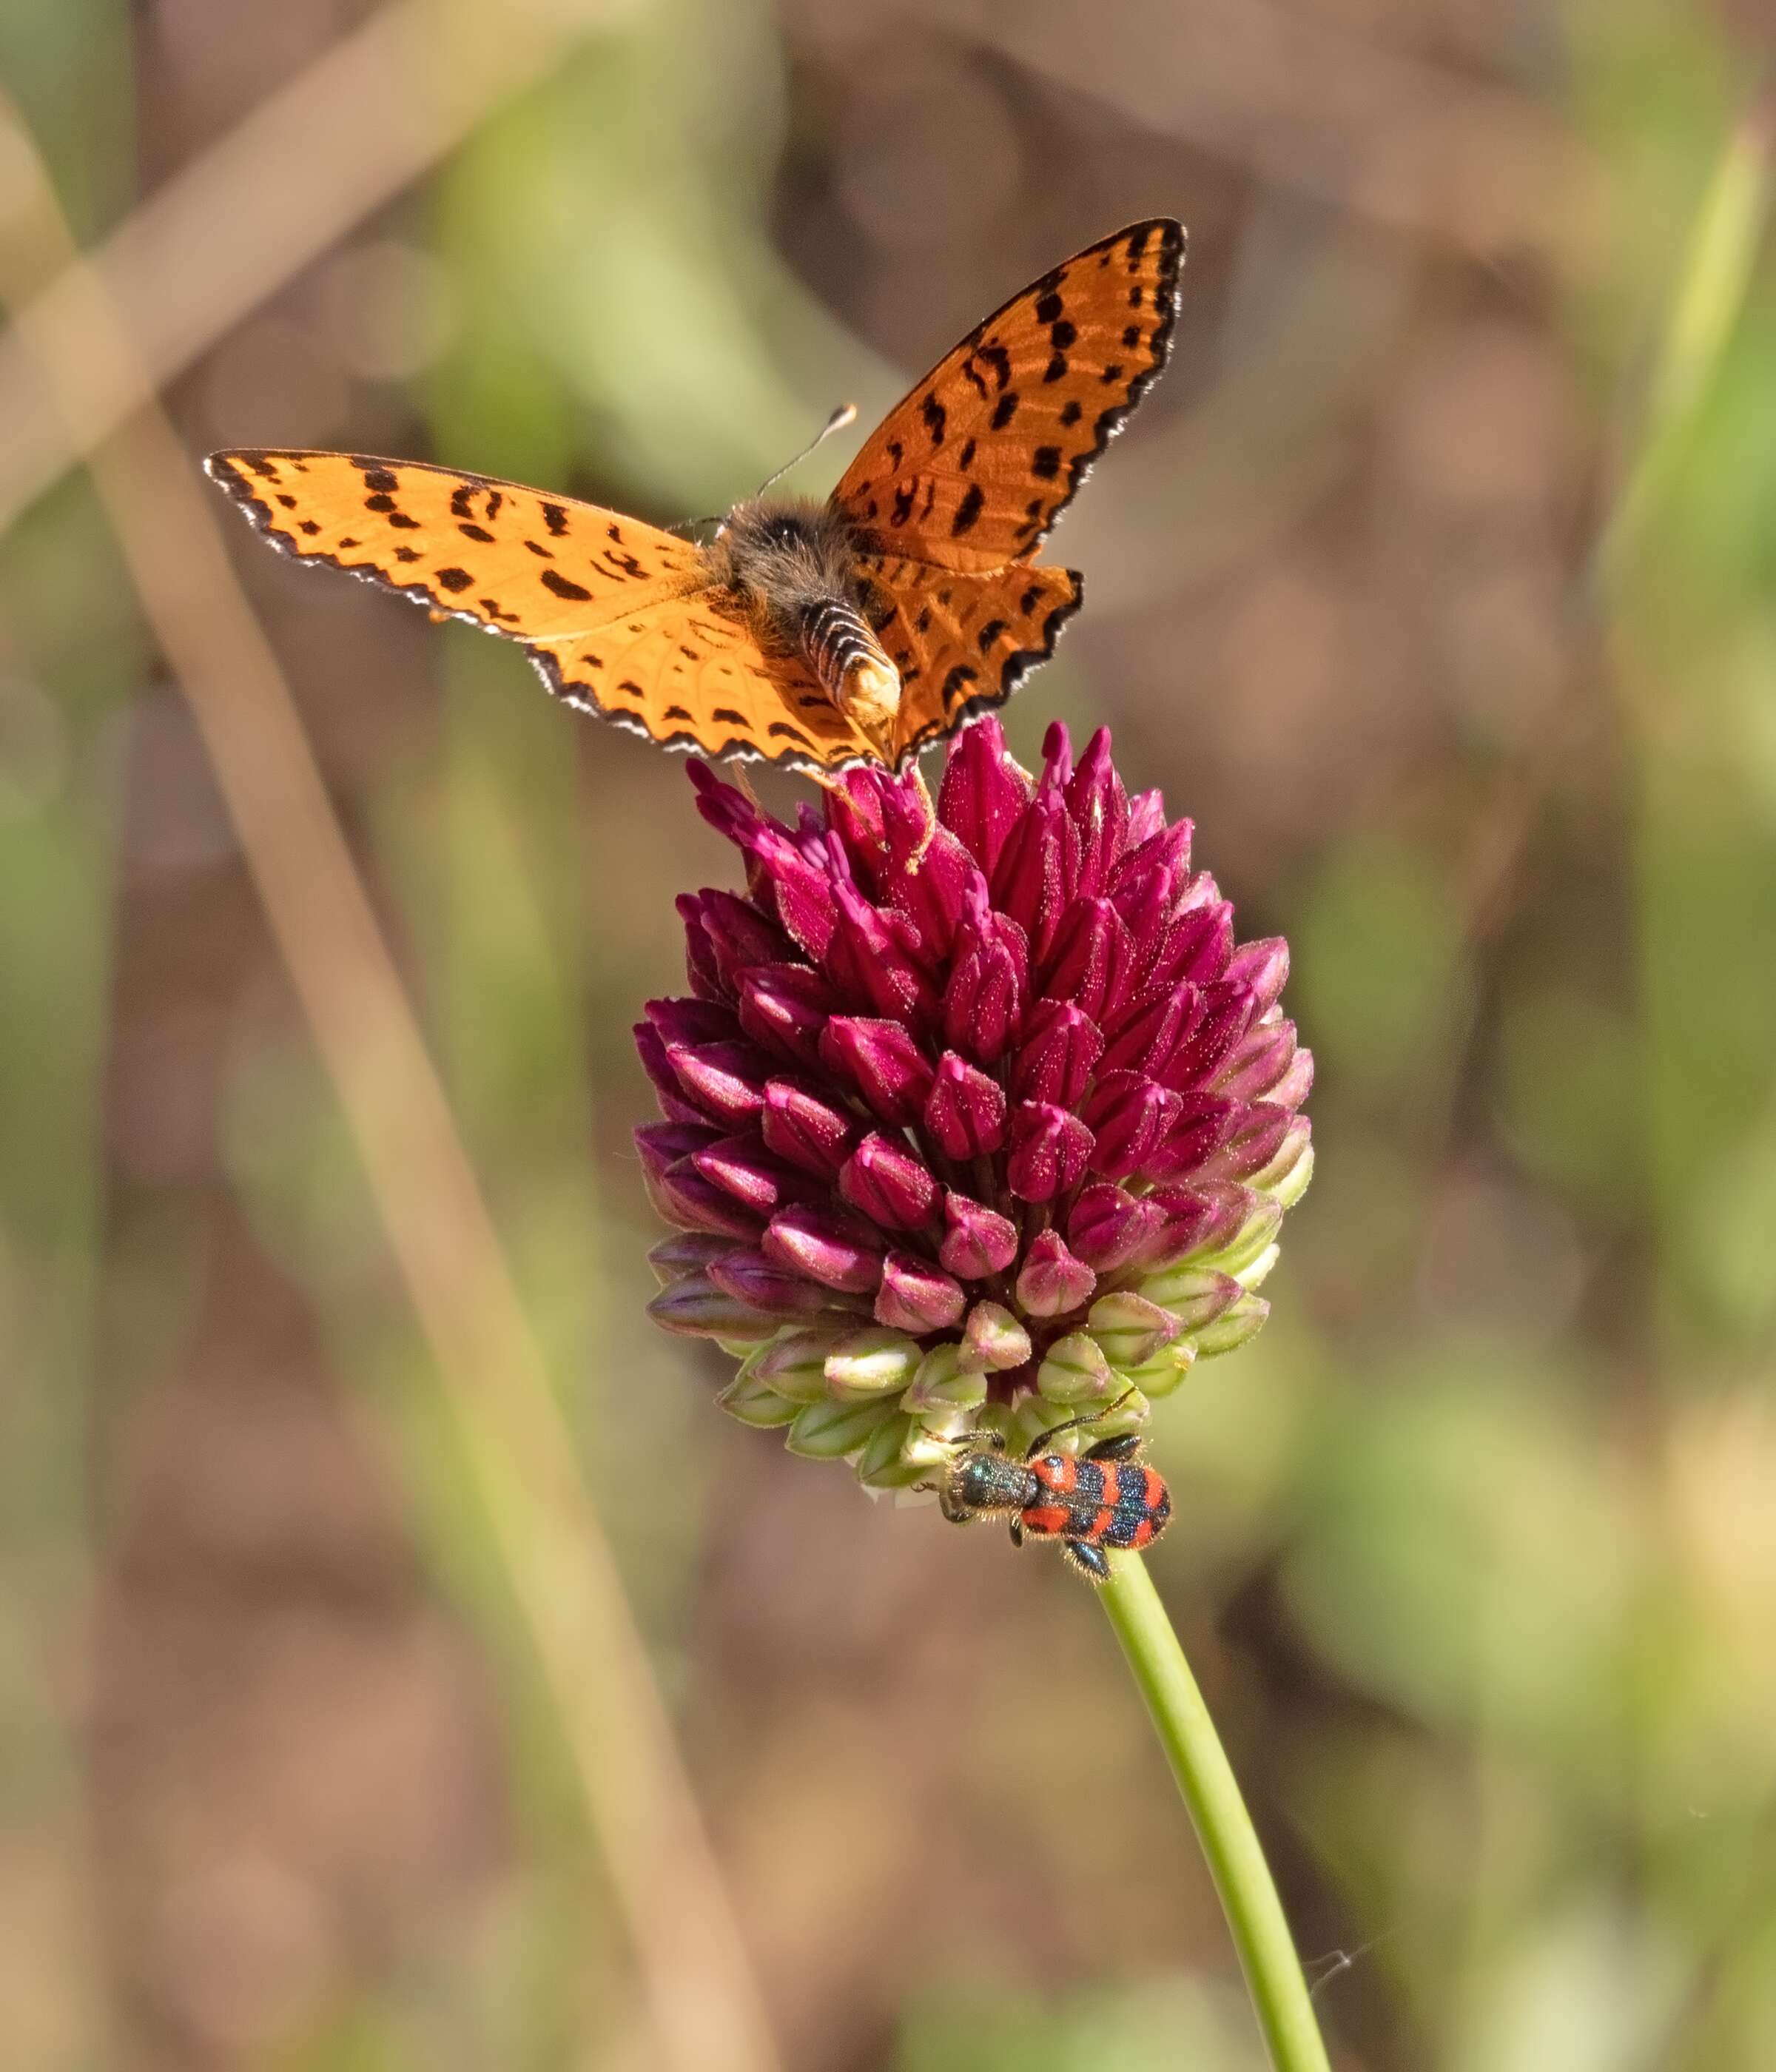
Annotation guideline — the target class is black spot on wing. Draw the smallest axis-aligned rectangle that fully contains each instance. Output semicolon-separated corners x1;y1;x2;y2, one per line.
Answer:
541;569;592;602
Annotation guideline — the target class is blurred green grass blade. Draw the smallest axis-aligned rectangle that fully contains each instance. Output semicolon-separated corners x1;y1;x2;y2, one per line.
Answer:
1596;102;1775;588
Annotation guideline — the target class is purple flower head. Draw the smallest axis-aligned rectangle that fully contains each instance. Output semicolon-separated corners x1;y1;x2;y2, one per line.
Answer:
642;720;1313;1485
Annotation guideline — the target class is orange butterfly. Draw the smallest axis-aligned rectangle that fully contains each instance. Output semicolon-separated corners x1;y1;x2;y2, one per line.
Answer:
207;218;1184;776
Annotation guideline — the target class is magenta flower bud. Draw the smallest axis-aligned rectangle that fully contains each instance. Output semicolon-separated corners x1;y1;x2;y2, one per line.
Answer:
736;962;835;1067
1006;1102;1094;1203
689;765;838;959
1144;1093;1240;1183
663;1038;771;1127
1163;982;1260;1090
1066;1183;1164;1272
760;1078;859;1179
1015;1229;1097;1318
1213;1018;1299;1102
710;1245;855;1317
936;714;1030;872
924;1052;1009;1160
1269;1046;1316;1111
1082;1070;1182;1182
676;896;728;1002
939;1191;1020;1279
991;787;1079;960
1107;858;1176;966
819;1016;935;1127
1114;813;1192;890
1222;936;1289;1018
879;784;978;959
651;1157;765;1239
635;1120;719;1197
1099;983;1204;1080
633;1023;706;1126
647;1273;781;1341
1040;719;1074;788
1011;998;1105;1107
840;1133;940;1230
1126;787;1168;846
762;1202;884;1294
1126;1183;1239;1270
1200;1103;1296;1184
875;1251;968;1333
1063;728;1131;899
941;886;1027;1063
694;889;793;986
692;1133;823;1216
1152;892;1234;995
643;995;739;1049
1042;895;1134;1025
826;880;941;1029
646;1231;734;1286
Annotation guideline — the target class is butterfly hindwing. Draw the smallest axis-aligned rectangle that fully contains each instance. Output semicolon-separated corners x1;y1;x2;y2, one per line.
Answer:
855;556;1083;765
831;219;1184;573
530;595;879;773
206;449;704;638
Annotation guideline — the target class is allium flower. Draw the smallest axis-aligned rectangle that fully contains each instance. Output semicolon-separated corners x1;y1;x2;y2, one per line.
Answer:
639;719;1312;1495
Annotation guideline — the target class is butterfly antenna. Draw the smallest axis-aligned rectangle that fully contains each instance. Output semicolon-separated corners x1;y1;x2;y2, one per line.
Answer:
753;403;858;500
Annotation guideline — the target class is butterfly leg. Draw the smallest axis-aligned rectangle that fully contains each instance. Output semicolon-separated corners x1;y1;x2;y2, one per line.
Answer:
905;764;940;872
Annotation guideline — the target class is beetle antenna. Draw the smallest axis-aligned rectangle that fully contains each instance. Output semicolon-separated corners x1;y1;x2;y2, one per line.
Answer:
753;403;857;500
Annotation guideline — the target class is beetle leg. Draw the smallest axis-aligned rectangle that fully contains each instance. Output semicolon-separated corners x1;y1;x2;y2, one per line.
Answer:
1061;1540;1112;1584
1086;1432;1143;1464
1008;1516;1023;1549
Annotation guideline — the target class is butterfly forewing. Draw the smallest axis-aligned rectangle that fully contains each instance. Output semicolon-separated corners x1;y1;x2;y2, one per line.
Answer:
831;219;1184;573
206;450;704;636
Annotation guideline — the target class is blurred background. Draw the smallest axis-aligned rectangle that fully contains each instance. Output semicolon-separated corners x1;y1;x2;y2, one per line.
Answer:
3;1;1775;2067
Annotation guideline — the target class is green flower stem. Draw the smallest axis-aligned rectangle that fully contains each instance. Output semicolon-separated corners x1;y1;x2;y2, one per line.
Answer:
1100;1558;1333;2072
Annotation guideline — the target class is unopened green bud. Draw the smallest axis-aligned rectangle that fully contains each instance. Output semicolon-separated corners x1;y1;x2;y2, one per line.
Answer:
1271;1140;1315;1208
1234;1242;1280;1291
1214;1197;1282;1277
903;1342;988;1427
786;1394;899;1460
824;1327;922;1402
1249;1118;1312;1198
1037;1331;1114;1405
1191;1292;1270;1359
1086;1291;1180;1371
717;1367;799;1429
1118;1341;1195;1399
1136;1264;1242;1332
855;1411;934;1490
751;1328;846;1404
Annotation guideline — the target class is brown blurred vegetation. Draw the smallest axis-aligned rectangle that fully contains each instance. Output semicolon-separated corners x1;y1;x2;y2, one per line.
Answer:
3;1;1776;2068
